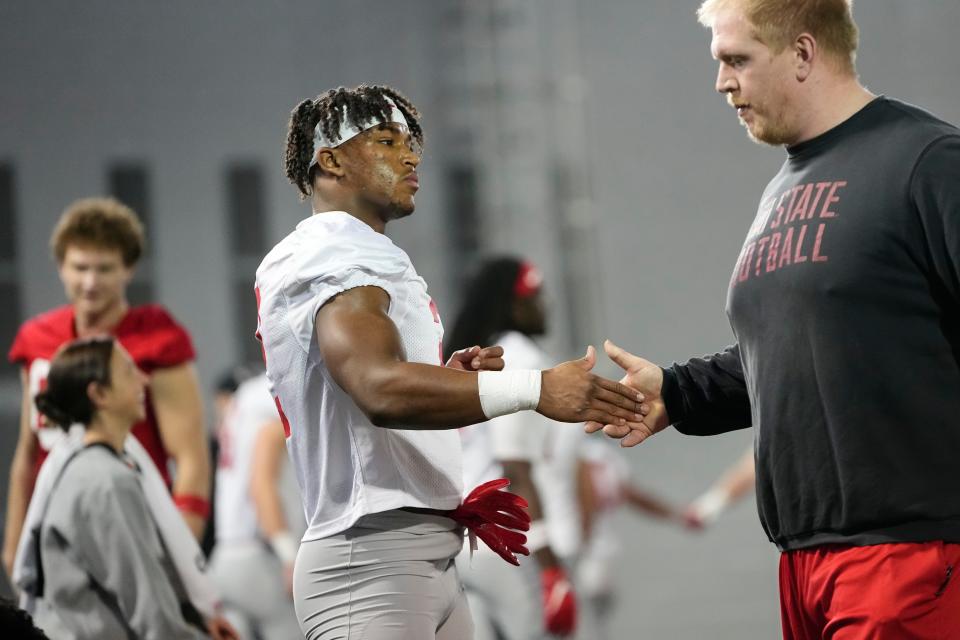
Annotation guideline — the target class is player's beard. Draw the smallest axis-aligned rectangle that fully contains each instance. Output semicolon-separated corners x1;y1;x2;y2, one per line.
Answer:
365;166;416;221
384;197;415;221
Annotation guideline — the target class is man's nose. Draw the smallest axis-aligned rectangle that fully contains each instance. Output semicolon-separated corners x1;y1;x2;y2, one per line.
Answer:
716;65;737;94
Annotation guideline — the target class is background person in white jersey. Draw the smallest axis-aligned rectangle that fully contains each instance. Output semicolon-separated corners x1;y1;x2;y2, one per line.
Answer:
209;372;305;639
256;84;645;640
683;447;755;529
445;256;579;639
575;439;688;640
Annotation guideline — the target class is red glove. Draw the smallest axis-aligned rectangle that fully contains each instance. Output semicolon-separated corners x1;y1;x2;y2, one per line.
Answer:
450;478;531;566
541;566;577;636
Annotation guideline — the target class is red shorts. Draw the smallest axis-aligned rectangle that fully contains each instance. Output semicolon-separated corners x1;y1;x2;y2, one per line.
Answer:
779;542;960;639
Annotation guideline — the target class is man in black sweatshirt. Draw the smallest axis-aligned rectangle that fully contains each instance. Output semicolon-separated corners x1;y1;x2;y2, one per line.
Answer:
589;1;960;638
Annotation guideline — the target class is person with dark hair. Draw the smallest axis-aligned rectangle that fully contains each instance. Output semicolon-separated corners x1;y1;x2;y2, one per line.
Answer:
257;84;643;639
19;337;237;640
4;197;211;578
592;0;960;636
284;84;425;201
442;257;546;363
446;257;579;639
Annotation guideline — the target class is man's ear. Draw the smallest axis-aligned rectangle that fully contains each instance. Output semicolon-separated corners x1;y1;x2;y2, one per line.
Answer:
315;148;346;178
795;33;816;81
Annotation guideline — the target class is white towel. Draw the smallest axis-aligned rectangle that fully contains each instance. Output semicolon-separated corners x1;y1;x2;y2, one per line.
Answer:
13;430;221;620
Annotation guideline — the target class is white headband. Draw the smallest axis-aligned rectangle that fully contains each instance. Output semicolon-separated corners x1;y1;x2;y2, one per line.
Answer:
309;98;409;169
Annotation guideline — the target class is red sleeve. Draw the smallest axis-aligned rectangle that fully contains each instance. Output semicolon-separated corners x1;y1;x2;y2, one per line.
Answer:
8;306;73;367
8;323;32;365
128;306;196;373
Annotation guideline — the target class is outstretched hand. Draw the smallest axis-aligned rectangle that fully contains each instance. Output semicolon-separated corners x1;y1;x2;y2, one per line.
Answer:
584;340;669;447
538;345;644;426
446;345;505;372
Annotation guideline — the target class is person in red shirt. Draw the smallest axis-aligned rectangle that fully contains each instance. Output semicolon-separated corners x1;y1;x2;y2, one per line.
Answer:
3;197;211;576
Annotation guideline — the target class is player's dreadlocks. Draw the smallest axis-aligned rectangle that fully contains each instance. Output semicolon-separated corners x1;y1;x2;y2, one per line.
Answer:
284;84;424;199
443;257;526;360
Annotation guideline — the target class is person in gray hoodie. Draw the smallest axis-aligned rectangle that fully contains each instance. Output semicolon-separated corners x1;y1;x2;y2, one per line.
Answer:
30;336;237;640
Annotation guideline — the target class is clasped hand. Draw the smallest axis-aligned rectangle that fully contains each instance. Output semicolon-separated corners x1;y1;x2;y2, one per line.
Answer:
583;340;669;447
447;342;655;431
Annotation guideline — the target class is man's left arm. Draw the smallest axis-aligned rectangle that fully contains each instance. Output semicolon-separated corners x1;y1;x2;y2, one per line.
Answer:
151;363;210;539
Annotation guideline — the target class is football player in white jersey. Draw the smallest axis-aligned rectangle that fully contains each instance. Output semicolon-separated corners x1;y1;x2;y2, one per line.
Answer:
575;439;687;640
446;257;579;639
209;372;305;639
256;84;646;640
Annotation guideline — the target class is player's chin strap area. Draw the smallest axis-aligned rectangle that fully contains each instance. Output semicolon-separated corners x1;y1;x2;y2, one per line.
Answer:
451;478;531;566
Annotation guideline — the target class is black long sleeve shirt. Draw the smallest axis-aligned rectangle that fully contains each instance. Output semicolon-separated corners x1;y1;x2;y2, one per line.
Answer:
662;97;960;551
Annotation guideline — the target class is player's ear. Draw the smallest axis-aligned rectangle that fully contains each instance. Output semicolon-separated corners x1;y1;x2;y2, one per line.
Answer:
315;148;346;178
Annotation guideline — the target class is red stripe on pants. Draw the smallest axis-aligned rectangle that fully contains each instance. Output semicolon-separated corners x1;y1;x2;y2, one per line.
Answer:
779;542;960;639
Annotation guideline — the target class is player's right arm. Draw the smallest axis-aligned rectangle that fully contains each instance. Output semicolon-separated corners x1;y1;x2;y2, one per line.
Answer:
315;286;643;429
3;368;39;576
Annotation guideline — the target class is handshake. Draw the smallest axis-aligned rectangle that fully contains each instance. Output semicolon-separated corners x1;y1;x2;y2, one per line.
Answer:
448;339;667;447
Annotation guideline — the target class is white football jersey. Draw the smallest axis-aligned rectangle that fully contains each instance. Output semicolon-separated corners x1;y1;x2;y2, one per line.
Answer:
458;423;498;493
579;438;630;558
460;331;550;491
255;212;463;541
576;439;631;596
485;332;552;463
215;373;305;543
457;332;541;561
535;413;585;558
460;331;583;556
495;332;584;557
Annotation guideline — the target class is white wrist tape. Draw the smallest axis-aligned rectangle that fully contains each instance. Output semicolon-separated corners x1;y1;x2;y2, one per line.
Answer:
526;520;549;552
690;487;732;525
477;370;542;419
269;531;299;566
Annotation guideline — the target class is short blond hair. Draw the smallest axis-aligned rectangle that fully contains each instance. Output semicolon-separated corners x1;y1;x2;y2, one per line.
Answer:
697;0;859;73
50;197;145;267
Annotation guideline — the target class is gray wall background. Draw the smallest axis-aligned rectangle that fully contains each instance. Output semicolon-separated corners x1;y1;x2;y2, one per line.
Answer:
1;2;958;637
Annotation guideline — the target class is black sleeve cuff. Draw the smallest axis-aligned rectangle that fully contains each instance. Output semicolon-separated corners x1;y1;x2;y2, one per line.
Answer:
660;366;685;425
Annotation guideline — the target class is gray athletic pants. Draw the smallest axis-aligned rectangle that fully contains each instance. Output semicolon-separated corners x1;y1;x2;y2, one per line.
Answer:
456;546;544;640
208;541;301;640
293;509;474;640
